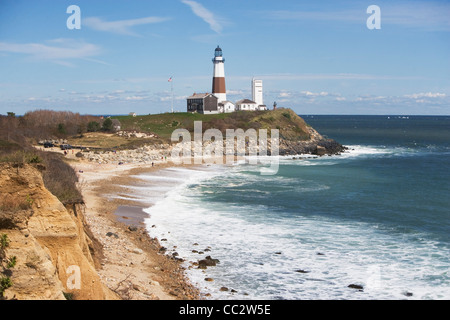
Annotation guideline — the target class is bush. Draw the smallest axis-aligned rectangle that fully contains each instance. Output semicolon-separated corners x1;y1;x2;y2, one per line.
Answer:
0;194;32;212
0;151;42;165
0;276;12;297
102;118;113;132
87;121;100;132
57;123;67;135
0;234;9;249
6;256;16;269
39;152;83;204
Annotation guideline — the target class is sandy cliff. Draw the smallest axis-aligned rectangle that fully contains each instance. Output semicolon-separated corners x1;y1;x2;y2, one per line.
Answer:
0;163;117;300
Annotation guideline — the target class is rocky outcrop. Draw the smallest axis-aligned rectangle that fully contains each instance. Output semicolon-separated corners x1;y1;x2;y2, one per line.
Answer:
278;127;347;156
0;163;117;300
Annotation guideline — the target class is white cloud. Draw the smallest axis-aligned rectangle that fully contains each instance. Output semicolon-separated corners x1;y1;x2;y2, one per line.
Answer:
404;92;446;99
181;0;224;34
273;90;338;102
84;16;171;36
383;2;450;32
258;73;423;81
227;89;246;96
0;39;102;66
266;9;362;23
265;2;450;31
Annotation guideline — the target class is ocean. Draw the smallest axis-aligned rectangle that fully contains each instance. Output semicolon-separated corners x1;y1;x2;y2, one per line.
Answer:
140;115;450;300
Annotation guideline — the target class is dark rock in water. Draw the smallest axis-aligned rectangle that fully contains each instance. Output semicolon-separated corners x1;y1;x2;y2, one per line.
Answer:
160;238;167;241
295;269;310;274
316;252;325;256
403;291;413;297
348;284;364;291
159;246;167;252
198;256;220;268
204;278;214;282
274;252;282;255
172;252;179;257
220;287;229;292
230;289;238;293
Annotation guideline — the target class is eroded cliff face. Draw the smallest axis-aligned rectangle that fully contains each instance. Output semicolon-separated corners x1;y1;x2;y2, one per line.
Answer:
0;163;117;300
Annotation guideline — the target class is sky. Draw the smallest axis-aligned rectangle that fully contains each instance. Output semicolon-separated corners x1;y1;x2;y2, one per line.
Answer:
0;0;449;115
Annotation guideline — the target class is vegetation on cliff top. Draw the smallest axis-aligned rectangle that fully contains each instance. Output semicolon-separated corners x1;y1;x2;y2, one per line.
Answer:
0;111;84;205
113;108;311;141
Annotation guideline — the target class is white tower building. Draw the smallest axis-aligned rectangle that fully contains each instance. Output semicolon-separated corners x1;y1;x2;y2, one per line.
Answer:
212;46;226;103
252;79;263;107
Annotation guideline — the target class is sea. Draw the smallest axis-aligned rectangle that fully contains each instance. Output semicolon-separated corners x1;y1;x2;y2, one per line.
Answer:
137;115;450;300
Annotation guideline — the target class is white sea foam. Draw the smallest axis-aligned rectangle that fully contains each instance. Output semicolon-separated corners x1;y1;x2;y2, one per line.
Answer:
140;163;450;300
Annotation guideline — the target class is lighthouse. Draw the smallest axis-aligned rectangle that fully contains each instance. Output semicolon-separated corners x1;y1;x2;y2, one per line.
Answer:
212;46;226;103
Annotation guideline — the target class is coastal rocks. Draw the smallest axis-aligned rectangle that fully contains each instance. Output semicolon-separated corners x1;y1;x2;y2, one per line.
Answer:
198;256;220;269
315;146;327;156
116;131;157;139
295;269;310;274
348;284;364;291
106;232;119;238
85;144;172;165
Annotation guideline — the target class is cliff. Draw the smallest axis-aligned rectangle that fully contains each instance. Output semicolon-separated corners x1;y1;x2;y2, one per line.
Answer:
0;163;117;300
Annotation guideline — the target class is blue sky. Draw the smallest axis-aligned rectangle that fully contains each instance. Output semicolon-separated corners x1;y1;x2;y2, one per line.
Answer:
0;0;449;115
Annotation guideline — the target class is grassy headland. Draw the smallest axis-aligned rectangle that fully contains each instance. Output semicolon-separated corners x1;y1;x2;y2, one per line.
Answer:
113;108;311;142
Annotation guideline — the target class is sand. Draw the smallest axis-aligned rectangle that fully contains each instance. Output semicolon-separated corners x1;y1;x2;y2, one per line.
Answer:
71;159;202;300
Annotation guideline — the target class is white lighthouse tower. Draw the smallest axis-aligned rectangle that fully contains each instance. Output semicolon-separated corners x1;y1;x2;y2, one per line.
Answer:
212;46;226;103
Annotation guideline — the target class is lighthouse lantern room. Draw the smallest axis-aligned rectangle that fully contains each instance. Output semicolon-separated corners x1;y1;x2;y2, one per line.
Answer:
212;45;227;103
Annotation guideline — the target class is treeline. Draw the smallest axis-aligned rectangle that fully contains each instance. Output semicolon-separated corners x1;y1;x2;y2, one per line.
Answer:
0;110;119;142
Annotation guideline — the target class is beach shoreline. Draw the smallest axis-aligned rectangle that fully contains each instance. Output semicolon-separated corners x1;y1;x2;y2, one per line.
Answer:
71;159;202;300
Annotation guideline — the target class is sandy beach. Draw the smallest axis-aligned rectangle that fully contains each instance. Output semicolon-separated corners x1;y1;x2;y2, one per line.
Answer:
70;159;202;300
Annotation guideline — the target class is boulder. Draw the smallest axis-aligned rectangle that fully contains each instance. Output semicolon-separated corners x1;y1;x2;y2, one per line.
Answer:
198;256;220;268
315;146;327;156
348;284;364;291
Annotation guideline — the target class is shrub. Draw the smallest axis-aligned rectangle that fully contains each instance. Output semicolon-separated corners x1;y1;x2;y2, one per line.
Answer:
87;121;101;132
57;123;67;135
39;152;83;204
282;112;291;120
0;151;42;166
6;256;16;269
0;276;12;297
63;292;74;300
0;234;9;249
0;194;32;212
102;118;113;132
